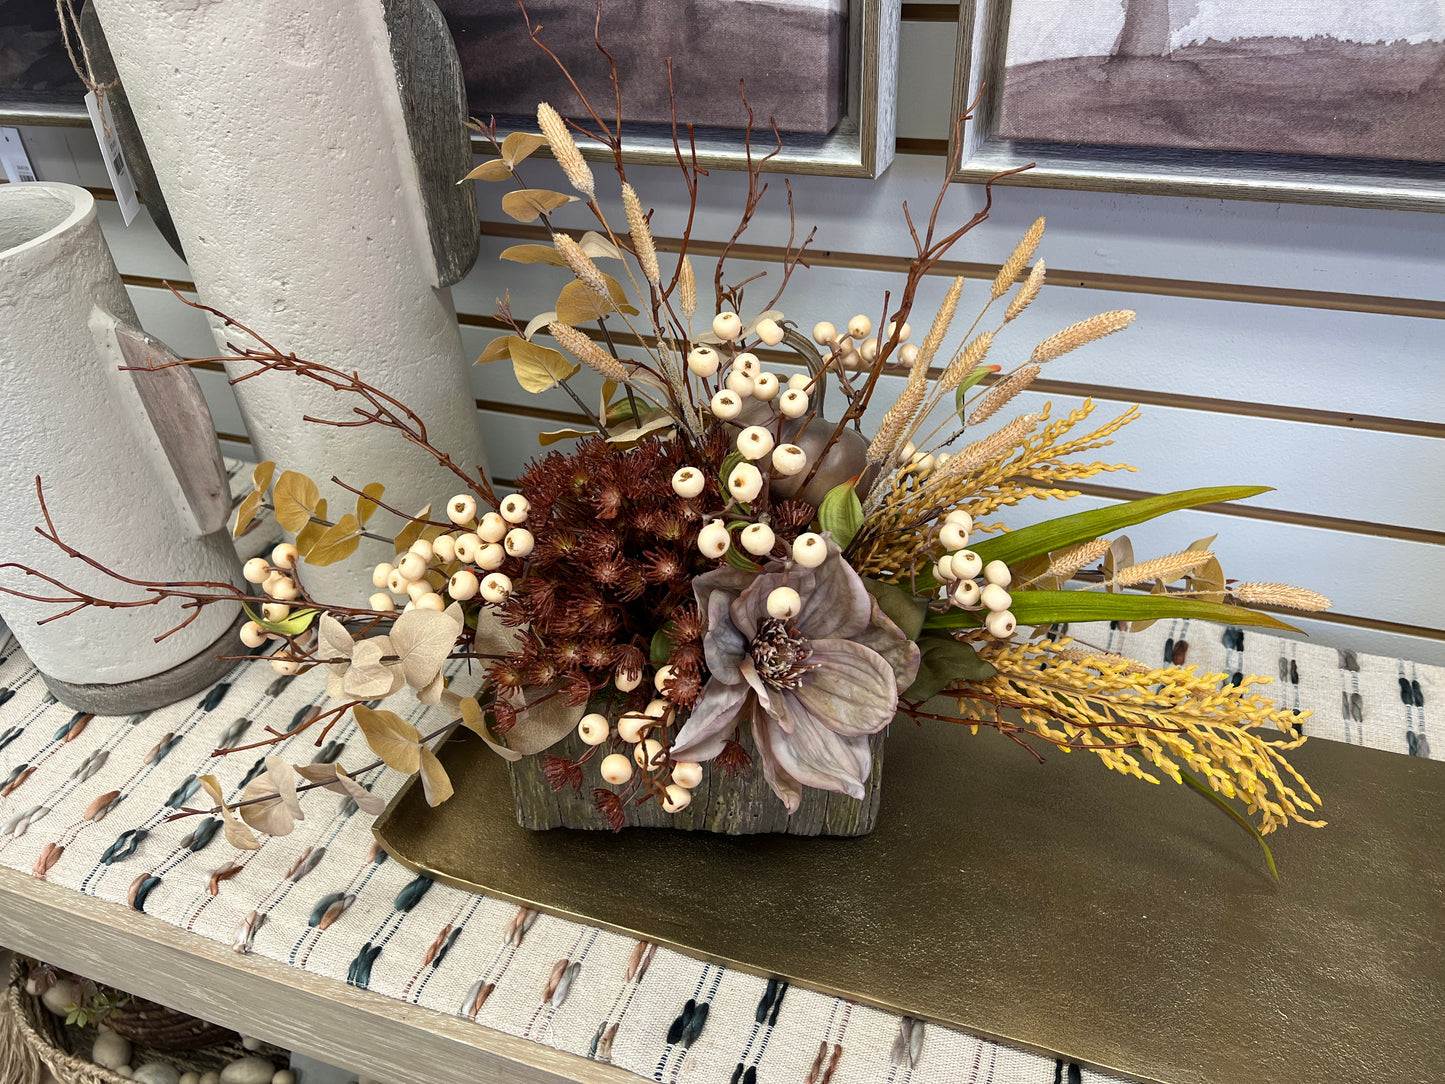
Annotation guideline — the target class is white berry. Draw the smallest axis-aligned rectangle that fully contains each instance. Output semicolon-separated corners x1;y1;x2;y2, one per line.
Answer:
242;557;269;584
724;370;755;397
662;784;692;813
737;426;775;460
981;583;1012;612
270;657;300;676
476;512;507;542
771;443;807;476
408;538;434;562
698;520;731;558
740;522;776;556
618;712;653;743
645;697;672;719
406;579;432;602
731;352;760;376
944;509;974;532
728;462;764;502
812;321;837;345
778;388;809;418
397;551;429;581
599;753;632;785
787;373;811;390
887;320;912;343
933;558;958;584
792;533;827;567
369;592;396;613
688;345;721;377
577;713;610;745
271;542;299;570
672;467;705;498
504;528;535;558
386;568;408;595
712;311;743;340
951;580;981;609
654;664;675;693
633;738;666;769
860;338;878;363
431;535;456;562
767;586;801;620
453;533;481;563
753;372;780;401
982;559;1012;587
500;495;530;523
261;602;290;623
939;522;970;552
847;314;872;339
476;543;506;571
710;390;741;420
268;576;299;601
615;666;644;692
985;609;1017;639
899;343;920;366
480;573;513;603
951;549;983;580
448;569;479;600
447;494;476;525
754;317;784;346
671;761;704;788
416;592;446;612
240;621;268;648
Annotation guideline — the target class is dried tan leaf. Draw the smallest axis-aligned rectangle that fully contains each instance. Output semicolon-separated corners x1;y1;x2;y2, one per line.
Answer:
273;471;319;532
499;243;566;267
538;427;596;446
251;461;276;492
462;159;512;182
523;310;558;341
199;774;260;850
355;482;385;526
555;274;638;325
500;132;549;167
233;489;263;539
295;763;387;814
388;607;463;692
305;514;361;566
476;335;513;365
419;746;454;807
510;336;580;393
353;705;422;774
392;505;433;555
501;188;578;223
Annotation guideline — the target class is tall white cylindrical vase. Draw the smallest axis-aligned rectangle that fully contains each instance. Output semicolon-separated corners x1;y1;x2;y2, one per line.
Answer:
91;0;489;601
0;183;243;713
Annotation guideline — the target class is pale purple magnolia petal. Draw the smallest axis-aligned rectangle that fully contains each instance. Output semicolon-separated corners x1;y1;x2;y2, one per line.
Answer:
852;597;923;692
736;655;775;718
751;710;803;814
763;713;871;801
670;680;751;763
701;587;748;683
794;547;873;641
788;639;899;736
692;565;754;626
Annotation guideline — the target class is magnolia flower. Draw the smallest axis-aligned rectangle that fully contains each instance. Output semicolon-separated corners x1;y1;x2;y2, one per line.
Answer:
671;543;919;812
318;605;463;705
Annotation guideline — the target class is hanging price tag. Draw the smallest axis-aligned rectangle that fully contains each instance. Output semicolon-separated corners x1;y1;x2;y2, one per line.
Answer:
0;127;37;183
84;90;140;224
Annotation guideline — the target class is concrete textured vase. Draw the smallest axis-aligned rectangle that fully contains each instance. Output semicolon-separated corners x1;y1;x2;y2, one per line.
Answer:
0;183;243;714
506;729;887;836
90;0;489;601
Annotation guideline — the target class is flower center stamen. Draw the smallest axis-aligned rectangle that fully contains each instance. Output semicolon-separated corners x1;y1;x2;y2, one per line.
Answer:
749;618;818;689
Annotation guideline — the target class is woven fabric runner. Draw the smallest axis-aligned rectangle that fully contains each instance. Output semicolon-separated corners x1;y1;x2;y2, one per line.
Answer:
0;475;1436;1083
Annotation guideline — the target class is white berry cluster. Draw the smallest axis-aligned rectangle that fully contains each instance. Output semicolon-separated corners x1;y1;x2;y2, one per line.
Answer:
811;313;917;370
690;309;812;423
368;492;531;618
931;510;1017;639
240;542;309;672
574;665;702;814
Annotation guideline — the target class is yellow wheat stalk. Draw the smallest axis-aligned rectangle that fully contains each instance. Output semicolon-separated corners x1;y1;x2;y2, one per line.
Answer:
621;183;661;287
537;103;594;198
1232;583;1333;611
1111;549;1213;587
866;384;927;465
1043;537;1113;581
553;233;610;298
967;364;1040;426
1031;310;1136;364
938;331;996;393
1003;260;1046;323
991;217;1045;300
678;256;697;318
915;277;964;379
932;412;1045;483
549;321;628;383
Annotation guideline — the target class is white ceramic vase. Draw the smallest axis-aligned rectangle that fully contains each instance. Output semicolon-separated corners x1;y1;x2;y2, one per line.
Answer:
90;0;489;602
0;183;243;712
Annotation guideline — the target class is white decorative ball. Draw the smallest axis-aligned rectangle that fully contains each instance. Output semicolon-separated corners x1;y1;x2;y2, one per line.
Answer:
662;784;692;813
261;602;291;623
242;557;269;584
731;352;760;375
600;754;633;785
271;543;299;570
448;570;479;601
672;467;705;498
477;511;508;543
812;320;837;345
671;761;704;788
397;551;428;582
577;713;610;745
951;580;981;609
778;388;809;418
476;543;506;571
712;311;743;340
982;559;1012;587
710;390;742;420
944;509;973;532
887;320;912;343
771;443;807;476
792;533;827;568
270;657;300;676
939;522;970;551
369;592;396;613
737;426;775;460
740;522;776;556
480;573;513;603
951;549;983;580
687;345;721;377
728;462;764;503
615;666;644;692
240;621;268;648
985;609;1017;639
447;493;477;525
453;533;481;563
500;494;530;524
724;370;755;397
633;738;666;769
755;317;784;346
846;314;872;339
752;372;781;401
766;586;802;620
698;520;731;558
618;712;652;743
432;534;456;562
981;583;1012;612
504;528;535;558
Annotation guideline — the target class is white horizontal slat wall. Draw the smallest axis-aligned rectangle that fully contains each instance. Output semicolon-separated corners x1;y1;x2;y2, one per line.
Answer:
8;4;1443;664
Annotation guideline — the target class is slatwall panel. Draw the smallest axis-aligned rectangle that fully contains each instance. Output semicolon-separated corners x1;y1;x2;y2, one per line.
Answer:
7;2;1443;665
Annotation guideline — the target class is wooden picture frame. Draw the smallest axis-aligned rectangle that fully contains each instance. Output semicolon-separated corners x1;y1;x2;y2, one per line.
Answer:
3;0;901;180
476;0;901;178
949;0;1445;213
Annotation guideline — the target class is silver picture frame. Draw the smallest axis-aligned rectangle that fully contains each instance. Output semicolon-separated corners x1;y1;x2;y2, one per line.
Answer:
949;0;1445;213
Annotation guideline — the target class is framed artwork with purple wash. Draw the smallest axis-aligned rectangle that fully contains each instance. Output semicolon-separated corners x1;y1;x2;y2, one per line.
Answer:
949;0;1445;212
0;0;88;124
452;0;901;177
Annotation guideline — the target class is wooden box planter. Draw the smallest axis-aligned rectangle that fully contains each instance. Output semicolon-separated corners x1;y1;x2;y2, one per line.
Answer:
506;728;887;836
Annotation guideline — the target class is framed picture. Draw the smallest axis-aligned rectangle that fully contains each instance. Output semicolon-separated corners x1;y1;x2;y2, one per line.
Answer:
950;0;1445;212
2;0;901;179
461;0;900;177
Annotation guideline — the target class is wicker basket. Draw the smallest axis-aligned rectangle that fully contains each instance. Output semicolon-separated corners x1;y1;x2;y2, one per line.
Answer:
1;958;286;1084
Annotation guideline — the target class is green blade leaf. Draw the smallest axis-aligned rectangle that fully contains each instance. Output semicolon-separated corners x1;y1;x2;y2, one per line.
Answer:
863;577;929;641
953;364;998;420
922;590;1301;633
1178;765;1279;882
650;620;678;665
817;481;864;549
969;486;1273;567
241;602;322;636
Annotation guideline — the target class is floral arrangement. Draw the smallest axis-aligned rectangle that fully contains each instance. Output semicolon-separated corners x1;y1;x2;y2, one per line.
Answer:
1;21;1333;868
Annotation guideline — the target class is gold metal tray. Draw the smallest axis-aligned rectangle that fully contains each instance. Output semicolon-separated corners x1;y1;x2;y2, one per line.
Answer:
374;718;1443;1084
